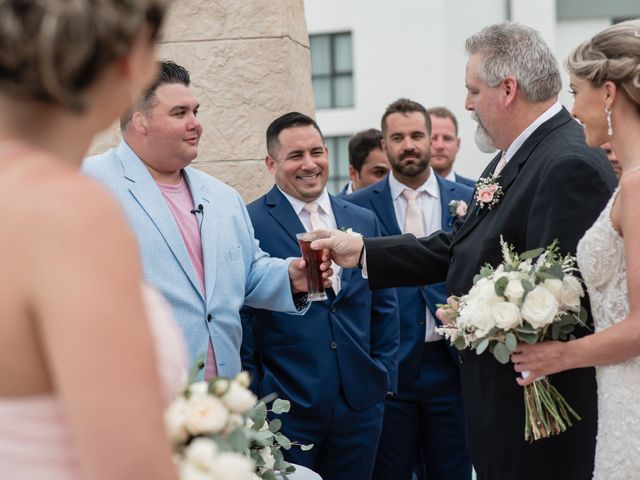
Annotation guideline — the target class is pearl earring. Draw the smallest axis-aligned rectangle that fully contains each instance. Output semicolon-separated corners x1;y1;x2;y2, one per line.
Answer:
605;107;613;136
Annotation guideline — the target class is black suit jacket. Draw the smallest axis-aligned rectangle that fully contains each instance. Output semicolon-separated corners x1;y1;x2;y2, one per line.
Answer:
364;108;617;480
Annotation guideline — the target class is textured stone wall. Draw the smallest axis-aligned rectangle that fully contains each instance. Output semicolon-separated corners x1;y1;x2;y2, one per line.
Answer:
90;0;314;202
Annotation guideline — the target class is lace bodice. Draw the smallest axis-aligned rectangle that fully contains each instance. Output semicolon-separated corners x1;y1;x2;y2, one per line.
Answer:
577;187;640;480
577;187;628;333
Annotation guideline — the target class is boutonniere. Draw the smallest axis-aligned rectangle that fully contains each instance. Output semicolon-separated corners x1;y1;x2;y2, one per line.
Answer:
474;175;503;211
449;199;468;218
340;227;363;237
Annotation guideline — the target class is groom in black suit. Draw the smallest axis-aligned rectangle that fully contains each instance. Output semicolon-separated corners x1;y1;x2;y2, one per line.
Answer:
314;22;617;480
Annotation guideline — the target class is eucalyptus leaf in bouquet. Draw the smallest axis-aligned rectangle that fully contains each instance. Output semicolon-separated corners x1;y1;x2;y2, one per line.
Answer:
436;237;589;442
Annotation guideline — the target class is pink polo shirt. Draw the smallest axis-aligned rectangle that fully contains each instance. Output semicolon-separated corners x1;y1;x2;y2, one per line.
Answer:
157;176;217;379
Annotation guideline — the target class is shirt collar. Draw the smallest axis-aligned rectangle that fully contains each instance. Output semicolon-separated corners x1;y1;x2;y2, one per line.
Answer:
389;167;440;201
277;186;332;216
504;101;562;162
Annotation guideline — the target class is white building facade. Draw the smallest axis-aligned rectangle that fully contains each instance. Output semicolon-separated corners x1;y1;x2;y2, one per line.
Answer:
303;0;639;192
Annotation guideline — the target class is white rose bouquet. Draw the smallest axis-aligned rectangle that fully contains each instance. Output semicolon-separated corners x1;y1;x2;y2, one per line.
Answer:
166;371;313;480
435;237;588;442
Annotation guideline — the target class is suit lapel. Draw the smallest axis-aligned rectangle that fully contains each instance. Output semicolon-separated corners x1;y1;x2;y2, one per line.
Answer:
121;148;205;301
265;186;306;247
331;195;355;302
369;177;402;235
452;108;573;246
184;169;215;303
436;175;457;231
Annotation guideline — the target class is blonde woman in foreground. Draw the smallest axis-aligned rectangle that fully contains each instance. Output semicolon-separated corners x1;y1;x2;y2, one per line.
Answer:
512;19;640;480
0;1;184;479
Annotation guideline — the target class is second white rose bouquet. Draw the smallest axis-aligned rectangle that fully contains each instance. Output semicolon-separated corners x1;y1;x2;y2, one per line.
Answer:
165;371;313;480
436;237;588;442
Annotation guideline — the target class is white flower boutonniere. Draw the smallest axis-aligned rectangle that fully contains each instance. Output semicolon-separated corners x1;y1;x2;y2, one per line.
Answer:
474;176;503;210
340;227;363;238
449;200;468;218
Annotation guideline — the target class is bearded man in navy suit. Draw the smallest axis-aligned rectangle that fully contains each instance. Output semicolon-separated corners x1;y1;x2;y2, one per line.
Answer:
347;98;473;480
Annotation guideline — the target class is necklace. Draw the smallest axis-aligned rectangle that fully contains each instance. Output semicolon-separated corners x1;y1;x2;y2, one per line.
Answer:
621;165;640;178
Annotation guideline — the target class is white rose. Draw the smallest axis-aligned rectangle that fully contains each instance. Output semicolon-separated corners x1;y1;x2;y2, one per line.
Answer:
235;371;251;388
258;447;276;471
212;379;230;396
179;462;213;480
469;277;501;302
188;381;209;396
491;301;522;330
208;451;255;480
459;298;495;339
185;394;228;435
165;396;189;443
224;413;245;434
521;285;559;329
543;278;563;301
221;381;257;414
561;275;584;312
518;260;533;274
504;279;525;304
184;437;218;471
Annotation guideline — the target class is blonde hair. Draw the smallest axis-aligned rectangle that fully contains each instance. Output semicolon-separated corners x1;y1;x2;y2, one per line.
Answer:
566;19;640;110
0;0;170;111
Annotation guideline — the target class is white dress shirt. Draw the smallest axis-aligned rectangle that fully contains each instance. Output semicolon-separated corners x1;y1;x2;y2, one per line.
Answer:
278;187;342;292
388;170;443;342
502;101;562;165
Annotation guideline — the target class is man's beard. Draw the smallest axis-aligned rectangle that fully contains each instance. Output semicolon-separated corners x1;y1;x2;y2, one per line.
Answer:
391;152;429;177
471;112;498;154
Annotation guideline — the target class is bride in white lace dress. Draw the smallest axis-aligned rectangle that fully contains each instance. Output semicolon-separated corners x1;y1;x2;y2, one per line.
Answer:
511;19;640;480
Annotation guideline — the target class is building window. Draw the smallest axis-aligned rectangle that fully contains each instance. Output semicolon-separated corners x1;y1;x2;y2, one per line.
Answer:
325;135;351;194
310;32;354;109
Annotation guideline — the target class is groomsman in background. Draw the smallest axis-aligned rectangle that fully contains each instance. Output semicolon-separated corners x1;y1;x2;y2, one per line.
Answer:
347;98;473;480
241;112;399;480
339;128;390;195
428;107;476;188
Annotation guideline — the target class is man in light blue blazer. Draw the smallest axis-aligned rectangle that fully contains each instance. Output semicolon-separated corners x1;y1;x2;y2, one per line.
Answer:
347;99;472;480
83;61;312;378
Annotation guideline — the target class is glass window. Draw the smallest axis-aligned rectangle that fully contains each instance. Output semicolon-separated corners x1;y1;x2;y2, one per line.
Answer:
309;32;354;109
325;135;352;194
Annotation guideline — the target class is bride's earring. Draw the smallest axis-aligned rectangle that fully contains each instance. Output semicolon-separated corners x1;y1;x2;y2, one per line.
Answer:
605;107;613;136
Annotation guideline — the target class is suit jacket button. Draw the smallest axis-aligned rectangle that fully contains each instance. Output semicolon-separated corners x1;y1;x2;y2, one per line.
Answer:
207;314;213;322
330;305;336;313
330;341;337;350
458;355;464;365
449;254;455;264
418;318;425;325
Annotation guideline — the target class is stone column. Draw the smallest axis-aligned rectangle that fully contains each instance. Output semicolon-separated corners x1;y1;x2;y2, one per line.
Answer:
90;0;314;202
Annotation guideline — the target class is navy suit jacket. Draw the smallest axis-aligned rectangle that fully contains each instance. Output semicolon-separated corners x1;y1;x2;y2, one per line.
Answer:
241;186;399;416
454;172;476;188
347;175;472;384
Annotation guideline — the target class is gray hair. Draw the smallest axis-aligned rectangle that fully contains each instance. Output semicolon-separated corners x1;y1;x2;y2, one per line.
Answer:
465;22;561;103
566;19;640;111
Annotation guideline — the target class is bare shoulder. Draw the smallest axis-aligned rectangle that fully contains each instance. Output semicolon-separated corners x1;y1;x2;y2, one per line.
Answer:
0;151;136;261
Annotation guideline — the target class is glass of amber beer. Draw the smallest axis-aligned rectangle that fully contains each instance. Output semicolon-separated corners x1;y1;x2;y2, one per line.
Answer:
296;231;330;301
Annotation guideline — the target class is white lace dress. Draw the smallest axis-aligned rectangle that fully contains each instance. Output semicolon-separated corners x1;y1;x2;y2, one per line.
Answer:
576;187;640;480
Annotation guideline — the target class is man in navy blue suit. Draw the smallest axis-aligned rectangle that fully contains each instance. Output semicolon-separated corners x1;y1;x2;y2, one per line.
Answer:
339;128;390;196
347;99;472;480
428;106;476;188
241;112;399;480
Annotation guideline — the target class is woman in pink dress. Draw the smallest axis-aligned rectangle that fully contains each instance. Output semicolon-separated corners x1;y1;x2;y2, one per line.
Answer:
0;1;184;479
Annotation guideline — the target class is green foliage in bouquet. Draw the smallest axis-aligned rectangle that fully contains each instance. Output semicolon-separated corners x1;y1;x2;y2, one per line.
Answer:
165;369;313;480
436;237;589;442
